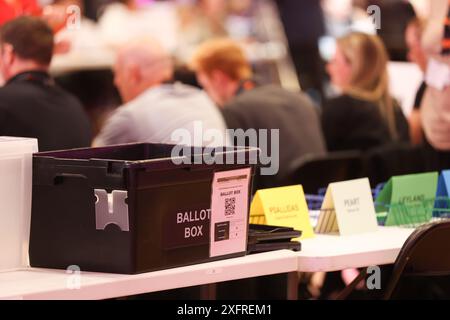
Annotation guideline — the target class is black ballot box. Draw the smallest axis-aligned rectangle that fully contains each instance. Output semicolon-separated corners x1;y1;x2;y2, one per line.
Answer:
29;143;257;274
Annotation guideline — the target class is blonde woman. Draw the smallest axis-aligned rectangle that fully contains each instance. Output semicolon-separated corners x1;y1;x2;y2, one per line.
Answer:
322;32;410;152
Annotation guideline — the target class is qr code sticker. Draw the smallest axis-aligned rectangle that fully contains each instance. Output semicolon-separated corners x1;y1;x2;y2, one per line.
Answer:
225;197;236;216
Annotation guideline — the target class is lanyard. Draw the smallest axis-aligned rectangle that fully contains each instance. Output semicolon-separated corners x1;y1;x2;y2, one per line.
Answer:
7;71;55;87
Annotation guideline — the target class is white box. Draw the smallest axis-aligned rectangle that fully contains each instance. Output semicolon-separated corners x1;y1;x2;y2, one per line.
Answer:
0;137;38;271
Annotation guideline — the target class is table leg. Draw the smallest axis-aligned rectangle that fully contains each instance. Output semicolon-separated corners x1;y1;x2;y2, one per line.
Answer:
200;283;217;300
335;269;367;300
287;272;299;300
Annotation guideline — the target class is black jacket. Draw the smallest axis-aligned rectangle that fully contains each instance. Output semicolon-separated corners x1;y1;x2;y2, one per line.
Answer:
223;84;327;188
0;71;92;151
322;94;410;152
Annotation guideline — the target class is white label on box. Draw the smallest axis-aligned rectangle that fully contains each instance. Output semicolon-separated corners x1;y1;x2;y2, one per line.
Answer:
209;168;251;258
331;178;378;235
316;178;378;236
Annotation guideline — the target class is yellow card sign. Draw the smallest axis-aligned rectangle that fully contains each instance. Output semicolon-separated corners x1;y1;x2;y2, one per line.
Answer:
250;185;314;239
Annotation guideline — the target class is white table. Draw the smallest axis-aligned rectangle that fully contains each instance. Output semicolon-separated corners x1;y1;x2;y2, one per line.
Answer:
296;226;415;272
0;250;298;300
0;227;416;300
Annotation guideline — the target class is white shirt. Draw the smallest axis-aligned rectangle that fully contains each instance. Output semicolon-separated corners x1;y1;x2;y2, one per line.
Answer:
93;83;230;147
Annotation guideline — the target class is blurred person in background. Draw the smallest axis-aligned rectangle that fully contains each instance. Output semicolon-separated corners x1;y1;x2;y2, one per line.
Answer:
0;0;85;55
98;0;178;52
358;0;417;61
81;0;120;21
322;0;376;37
0;0;41;26
191;38;326;190
276;0;326;101
178;0;227;38
175;0;258;64
0;0;80;32
48;0;100;54
175;0;228;62
93;38;228;147
0;16;91;151
322;32;410;152
421;0;450;159
405;18;428;146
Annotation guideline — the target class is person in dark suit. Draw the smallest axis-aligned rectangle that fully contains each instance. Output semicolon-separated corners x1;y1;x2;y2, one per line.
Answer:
0;16;91;151
275;0;326;101
323;32;410;152
191;39;326;190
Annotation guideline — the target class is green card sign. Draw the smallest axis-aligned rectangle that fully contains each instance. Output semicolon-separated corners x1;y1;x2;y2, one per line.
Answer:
375;172;438;227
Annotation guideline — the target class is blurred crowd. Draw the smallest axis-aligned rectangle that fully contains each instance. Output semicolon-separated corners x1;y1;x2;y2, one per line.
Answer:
1;0;450;299
1;0;449;180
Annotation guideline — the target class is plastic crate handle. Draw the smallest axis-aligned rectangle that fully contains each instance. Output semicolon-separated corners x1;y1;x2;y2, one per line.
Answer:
53;173;88;184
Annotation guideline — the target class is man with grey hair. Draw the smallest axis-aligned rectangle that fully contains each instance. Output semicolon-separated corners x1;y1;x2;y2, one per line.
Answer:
93;38;228;147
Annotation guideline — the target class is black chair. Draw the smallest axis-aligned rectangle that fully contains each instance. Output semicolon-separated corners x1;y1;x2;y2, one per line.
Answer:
384;221;450;299
284;150;365;194
363;143;428;186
